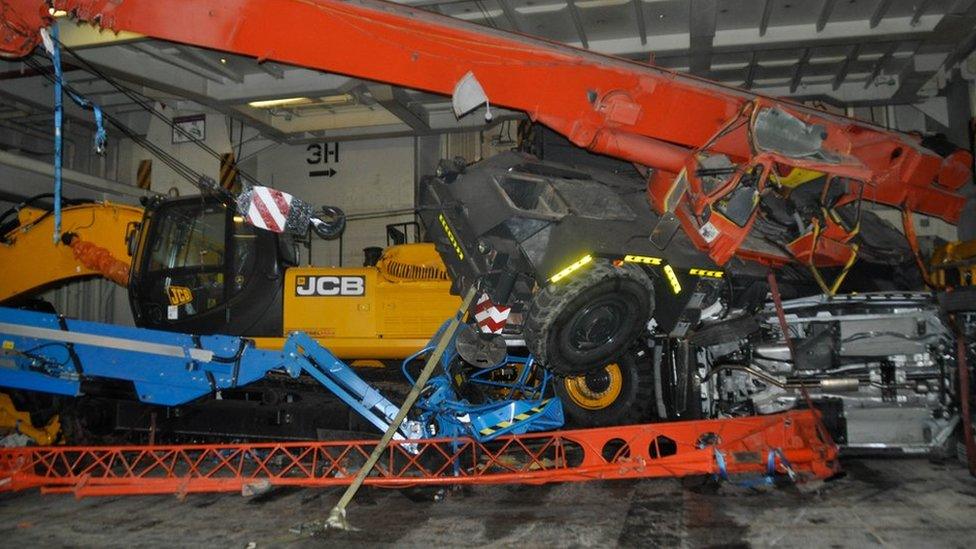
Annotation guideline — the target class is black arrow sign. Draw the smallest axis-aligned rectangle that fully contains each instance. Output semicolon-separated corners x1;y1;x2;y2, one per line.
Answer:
309;168;337;177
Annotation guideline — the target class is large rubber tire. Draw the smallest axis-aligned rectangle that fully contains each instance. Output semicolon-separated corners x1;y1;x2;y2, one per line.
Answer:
525;260;654;376
555;352;655;427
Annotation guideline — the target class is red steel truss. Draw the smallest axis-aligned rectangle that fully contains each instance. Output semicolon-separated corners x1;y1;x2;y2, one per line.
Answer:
0;410;837;497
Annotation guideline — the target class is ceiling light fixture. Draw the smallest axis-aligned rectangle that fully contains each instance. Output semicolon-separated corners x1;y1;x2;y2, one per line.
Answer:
318;93;355;106
247;97;311;108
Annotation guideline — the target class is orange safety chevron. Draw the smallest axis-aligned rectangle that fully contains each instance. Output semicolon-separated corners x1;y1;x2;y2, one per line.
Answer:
0;410;837;497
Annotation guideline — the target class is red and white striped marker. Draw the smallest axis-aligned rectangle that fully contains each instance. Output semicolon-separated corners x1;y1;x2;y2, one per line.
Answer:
474;293;511;334
243;186;294;234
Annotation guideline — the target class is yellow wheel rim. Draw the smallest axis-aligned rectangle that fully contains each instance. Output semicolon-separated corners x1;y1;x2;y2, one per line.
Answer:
563;363;623;410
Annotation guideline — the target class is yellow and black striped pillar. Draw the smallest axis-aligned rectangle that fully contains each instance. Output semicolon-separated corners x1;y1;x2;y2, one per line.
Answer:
136;159;151;190
220;152;240;193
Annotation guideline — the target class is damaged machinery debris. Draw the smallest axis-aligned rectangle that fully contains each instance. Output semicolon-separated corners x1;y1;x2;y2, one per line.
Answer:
0;192;477;441
0;305;839;497
0;305;562;444
694;292;968;455
0;0;973;506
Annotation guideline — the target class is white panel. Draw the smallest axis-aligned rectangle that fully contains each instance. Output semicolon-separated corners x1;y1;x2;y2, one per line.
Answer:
123;106;232;197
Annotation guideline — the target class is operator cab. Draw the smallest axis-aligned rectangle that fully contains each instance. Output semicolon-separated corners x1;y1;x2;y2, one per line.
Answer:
129;195;292;336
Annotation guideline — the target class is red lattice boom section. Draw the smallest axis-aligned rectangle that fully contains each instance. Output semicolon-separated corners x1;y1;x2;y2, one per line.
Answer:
0;411;837;497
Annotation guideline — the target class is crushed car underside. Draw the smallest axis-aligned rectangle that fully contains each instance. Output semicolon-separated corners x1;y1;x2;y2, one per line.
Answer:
695;292;964;454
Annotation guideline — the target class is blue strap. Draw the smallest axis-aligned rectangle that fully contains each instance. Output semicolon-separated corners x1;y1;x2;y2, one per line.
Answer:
60;89;106;154
47;24;109;243
770;447;797;482
92;104;107;154
712;447;729;481
50;24;64;244
713;447;794;488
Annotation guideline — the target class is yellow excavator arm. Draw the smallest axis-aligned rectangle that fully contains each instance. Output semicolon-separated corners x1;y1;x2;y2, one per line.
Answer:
0;202;143;303
0;393;60;446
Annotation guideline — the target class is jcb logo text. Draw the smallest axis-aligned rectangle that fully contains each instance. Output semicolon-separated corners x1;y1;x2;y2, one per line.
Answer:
295;276;365;296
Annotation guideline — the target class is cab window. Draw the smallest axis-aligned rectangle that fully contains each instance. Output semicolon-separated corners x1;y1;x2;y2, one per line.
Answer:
149;206;226;271
714;165;764;227
140;202;258;317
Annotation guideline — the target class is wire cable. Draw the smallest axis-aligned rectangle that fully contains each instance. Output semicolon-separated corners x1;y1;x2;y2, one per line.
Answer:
51;40;264;188
23;56;220;195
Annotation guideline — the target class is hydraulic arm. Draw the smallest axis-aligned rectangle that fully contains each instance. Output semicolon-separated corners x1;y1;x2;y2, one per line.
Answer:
0;0;970;267
0;306;562;442
0;200;142;302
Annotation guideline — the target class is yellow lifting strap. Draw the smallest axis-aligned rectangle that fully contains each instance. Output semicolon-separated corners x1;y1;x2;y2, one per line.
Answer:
805;217;860;297
315;286;478;532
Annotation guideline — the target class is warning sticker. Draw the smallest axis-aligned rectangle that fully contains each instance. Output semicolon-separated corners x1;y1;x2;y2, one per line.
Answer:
699;222;719;243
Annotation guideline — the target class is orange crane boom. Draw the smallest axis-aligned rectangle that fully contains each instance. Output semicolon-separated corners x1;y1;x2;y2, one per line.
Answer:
0;0;971;266
0;409;839;497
